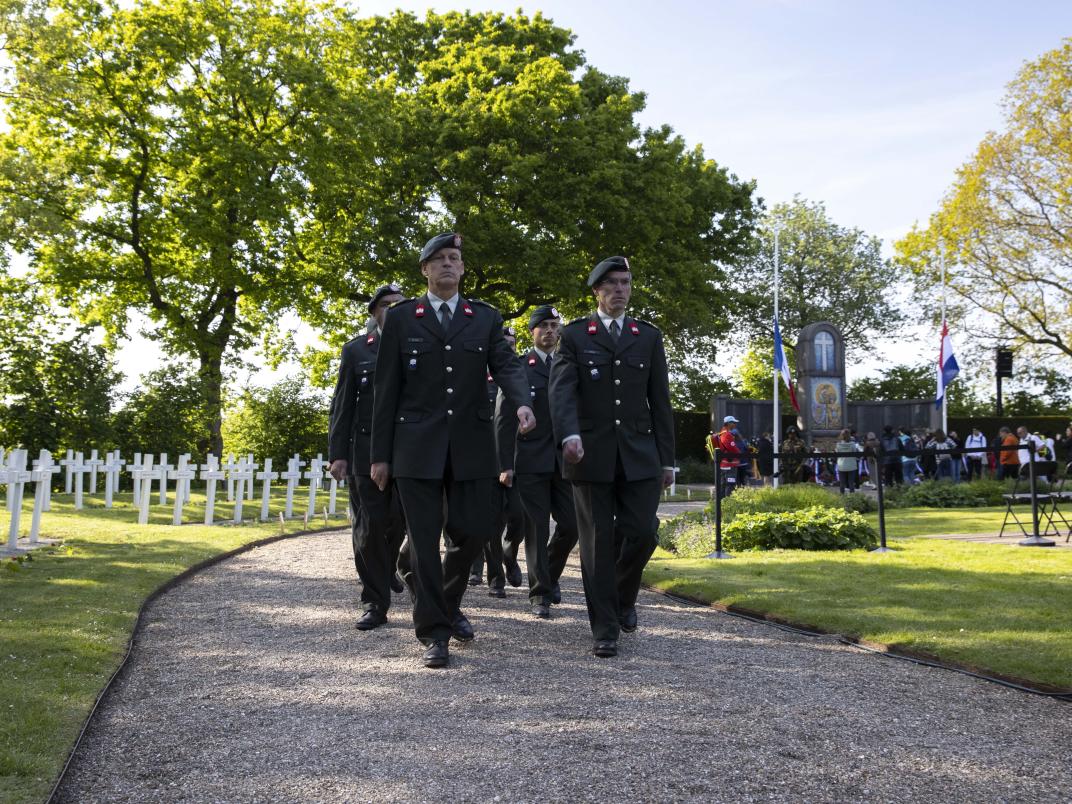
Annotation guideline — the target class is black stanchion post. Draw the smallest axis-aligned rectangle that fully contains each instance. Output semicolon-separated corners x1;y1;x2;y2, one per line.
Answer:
706;447;732;559
1020;440;1054;547
871;445;892;553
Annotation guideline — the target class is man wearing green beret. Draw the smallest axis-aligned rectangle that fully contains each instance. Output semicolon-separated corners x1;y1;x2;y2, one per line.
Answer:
371;233;535;668
549;256;675;657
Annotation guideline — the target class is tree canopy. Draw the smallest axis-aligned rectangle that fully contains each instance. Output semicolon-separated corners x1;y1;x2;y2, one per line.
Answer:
896;37;1072;366
736;198;903;353
1;2;759;450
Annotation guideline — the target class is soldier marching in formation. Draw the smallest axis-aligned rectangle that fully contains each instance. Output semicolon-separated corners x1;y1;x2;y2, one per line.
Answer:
331;237;674;668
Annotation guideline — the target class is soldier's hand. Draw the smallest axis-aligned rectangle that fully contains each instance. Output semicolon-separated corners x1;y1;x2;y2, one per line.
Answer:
563;438;584;464
517;406;536;434
499;470;514;488
328;459;348;483
370;462;390;491
662;468;675;488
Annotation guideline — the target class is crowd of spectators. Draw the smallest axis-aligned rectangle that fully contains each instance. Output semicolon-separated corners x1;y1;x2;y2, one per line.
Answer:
710;419;1072;494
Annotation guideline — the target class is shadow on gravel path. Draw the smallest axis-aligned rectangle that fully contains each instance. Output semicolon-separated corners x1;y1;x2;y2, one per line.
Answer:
56;529;1072;803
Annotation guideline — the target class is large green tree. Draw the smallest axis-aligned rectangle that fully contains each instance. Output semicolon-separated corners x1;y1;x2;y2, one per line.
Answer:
736;198;904;352
0;274;120;453
0;0;386;454
298;10;759;384
896;38;1072;366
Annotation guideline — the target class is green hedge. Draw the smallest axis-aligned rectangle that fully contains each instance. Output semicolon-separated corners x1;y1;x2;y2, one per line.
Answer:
723;508;877;551
882;478;1059;509
718;484;876;521
658;505;877;556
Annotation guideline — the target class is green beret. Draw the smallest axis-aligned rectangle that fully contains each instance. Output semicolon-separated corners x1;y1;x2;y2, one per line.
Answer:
587;256;631;287
528;304;561;330
420;232;462;263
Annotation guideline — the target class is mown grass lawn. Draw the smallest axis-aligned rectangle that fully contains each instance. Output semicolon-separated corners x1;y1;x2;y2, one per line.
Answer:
866;506;1011;538
645;534;1072;690
0;489;347;804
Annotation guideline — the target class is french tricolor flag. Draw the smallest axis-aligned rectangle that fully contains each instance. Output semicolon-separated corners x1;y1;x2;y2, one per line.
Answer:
936;320;960;409
774;318;800;412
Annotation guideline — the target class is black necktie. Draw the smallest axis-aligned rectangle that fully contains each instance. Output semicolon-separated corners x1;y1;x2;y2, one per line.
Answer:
609;320;620;342
545;353;552;366
439;302;452;331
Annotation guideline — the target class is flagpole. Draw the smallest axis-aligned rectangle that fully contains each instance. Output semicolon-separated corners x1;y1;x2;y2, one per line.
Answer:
940;243;948;434
772;222;782;490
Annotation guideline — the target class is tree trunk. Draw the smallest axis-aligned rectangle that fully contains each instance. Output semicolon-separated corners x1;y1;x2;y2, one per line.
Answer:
197;348;225;457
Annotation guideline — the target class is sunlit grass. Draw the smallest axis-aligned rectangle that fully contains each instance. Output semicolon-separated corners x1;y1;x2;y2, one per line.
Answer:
645;536;1072;689
0;488;346;804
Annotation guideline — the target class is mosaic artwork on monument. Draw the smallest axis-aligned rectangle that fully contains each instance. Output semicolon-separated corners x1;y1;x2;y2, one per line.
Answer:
711;322;938;444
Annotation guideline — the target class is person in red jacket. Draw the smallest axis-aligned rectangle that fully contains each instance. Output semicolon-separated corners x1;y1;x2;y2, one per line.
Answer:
712;415;743;496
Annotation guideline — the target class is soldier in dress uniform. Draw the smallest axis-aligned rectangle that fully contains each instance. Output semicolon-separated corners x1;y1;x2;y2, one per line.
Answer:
549;256;675;658
470;325;527;597
328;283;407;630
496;304;579;618
370;233;535;668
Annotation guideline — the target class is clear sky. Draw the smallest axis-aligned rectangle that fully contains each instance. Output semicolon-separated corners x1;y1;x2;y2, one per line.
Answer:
110;0;1072;388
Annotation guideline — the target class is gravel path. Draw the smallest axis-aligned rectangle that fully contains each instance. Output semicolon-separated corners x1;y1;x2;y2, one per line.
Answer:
57;529;1071;803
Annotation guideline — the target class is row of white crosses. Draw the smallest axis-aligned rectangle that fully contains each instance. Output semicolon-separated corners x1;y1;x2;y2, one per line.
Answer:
2;448;343;538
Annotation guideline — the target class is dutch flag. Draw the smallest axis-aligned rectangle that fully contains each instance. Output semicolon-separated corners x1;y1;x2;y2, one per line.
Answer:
774;318;800;412
936;320;960;409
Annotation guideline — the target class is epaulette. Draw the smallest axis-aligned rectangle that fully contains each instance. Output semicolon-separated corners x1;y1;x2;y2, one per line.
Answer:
566;316;590;327
467;298;494;308
390;297;419;307
632;317;659;330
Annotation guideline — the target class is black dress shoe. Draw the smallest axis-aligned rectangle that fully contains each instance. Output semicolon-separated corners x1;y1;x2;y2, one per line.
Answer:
467;573;481;587
503;555;523;588
532;603;551;619
488;585;506;599
390;572;405;594
422;640;449;668
619;607;638;633
592;639;618;658
355;609;387;631
550;584;561;605
451;613;475;642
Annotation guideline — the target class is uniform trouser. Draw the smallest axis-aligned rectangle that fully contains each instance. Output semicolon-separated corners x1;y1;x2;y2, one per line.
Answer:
570;471;662;642
540;473;581;590
348;474;405;612
395;471;499;644
516;471;577;604
471;484;525;588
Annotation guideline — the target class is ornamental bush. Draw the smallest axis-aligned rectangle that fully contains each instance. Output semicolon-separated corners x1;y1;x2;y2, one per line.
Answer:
717;484;876;522
883;479;1007;509
658;506;876;556
722;507;877;552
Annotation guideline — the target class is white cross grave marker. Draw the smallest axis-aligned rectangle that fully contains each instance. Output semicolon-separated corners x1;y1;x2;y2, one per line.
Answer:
245;454;257;501
29;449;58;544
70;451;89;510
231;464;255;524
3;450;32;553
101;451;123;508
279;455;305;519
304;456;322;519
85;449;102;494
223;453;238;501
168;456;198;526
256;458;279;522
126;453;143;507
157;453;172;506
325;465;338;516
59;449;76;494
133;454;159;525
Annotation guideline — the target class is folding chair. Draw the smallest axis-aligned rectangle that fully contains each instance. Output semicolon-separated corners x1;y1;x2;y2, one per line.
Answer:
998;461;1057;539
1045;461;1072;542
